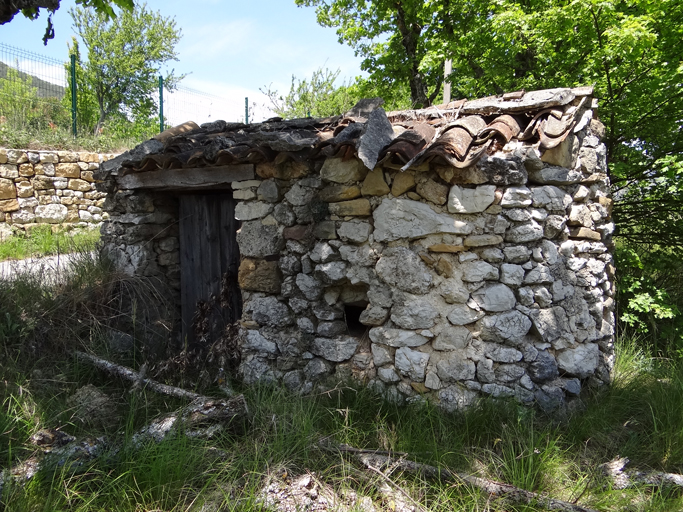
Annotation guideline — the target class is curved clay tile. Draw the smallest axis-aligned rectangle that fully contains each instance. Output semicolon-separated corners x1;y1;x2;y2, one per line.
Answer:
476;114;522;144
450;115;487;136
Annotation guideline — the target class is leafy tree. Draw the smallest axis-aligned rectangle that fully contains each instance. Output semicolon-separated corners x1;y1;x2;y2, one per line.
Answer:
69;3;183;134
0;67;40;129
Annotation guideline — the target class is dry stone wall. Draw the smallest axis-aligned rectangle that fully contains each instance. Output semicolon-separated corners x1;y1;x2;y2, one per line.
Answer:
0;148;115;240
234;120;614;411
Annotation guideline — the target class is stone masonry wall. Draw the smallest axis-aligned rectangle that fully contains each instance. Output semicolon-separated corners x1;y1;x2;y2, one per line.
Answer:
0;148;115;240
233;119;615;411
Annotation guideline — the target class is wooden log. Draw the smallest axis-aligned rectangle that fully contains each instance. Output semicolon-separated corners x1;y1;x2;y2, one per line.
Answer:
117;164;254;190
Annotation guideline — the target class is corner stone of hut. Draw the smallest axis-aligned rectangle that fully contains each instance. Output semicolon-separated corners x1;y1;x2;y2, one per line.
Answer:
96;86;615;411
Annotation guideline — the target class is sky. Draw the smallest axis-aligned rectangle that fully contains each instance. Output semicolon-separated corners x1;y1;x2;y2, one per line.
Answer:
0;0;365;123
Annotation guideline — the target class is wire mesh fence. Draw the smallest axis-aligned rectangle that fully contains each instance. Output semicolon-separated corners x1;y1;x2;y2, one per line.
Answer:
0;43;70;133
0;42;247;145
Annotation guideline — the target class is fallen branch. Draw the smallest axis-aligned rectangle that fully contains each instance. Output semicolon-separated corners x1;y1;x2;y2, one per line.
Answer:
322;441;598;512
600;457;683;490
75;351;204;401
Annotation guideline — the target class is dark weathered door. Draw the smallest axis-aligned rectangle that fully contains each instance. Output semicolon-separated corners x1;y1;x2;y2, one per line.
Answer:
179;193;241;347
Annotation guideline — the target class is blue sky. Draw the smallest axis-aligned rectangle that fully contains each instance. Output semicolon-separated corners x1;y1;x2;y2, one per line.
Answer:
0;0;365;122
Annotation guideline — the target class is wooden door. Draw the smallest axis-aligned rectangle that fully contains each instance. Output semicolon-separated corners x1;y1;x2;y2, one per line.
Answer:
179;193;241;347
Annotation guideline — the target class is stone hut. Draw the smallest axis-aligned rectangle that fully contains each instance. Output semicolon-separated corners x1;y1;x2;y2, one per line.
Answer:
96;86;615;410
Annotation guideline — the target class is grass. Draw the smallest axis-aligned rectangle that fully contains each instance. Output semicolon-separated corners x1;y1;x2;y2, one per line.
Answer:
0;224;101;262
0;125;139;153
2;257;683;511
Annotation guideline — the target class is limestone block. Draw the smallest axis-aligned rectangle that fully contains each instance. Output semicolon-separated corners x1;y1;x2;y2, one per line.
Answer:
81;171;95;182
529;166;583;185
361;167;390;196
39;152;58;164
55;163;80;178
0;177;15;199
460;260;499;282
7;150;28;164
249;296;293;327
556;343;600;378
12;209;35;224
391;170;416;196
338;220;372;243
428;243;465;253
0;164;18;179
463;234;503;247
569;227;601;241
0;198;19;212
416;179;449;205
311;336;359;362
529;350;559;382
378;367;401;383
360;305;389;326
285;182;316;206
447;303;485;325
435;353;476;382
500;186;532;208
320;157;367;183
472;283;516;312
57;151;79;163
505;221;544;243
447;185;496;213
34;204;67;223
433;325;472;350
232;179;262;189
236;221;284;258
68;179;92;192
477;310;532;342
540;134;579;168
328;198;371;217
319;185;361;202
391;298;439;329
500;263;524;285
238;258;282;293
375;246;432;294
531;186;572;211
18;164;34;177
395;347;429;381
235;201;273;220
369;327;429;348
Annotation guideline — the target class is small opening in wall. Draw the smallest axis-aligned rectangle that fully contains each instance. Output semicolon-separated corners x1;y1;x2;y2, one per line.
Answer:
344;303;368;337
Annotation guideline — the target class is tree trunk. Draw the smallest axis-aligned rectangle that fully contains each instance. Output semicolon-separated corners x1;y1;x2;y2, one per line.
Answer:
394;2;429;108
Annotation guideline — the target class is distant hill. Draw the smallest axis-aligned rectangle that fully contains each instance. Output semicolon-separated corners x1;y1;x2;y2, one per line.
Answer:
0;61;65;99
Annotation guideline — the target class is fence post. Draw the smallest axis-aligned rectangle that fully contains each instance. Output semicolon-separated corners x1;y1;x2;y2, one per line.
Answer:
159;76;164;133
245;97;249;125
70;54;77;138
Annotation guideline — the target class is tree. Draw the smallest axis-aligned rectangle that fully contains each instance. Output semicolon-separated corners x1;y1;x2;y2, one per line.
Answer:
0;0;134;44
69;3;183;135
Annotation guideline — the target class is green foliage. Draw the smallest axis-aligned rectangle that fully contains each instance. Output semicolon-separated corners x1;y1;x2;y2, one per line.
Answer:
0;225;100;262
69;3;183;135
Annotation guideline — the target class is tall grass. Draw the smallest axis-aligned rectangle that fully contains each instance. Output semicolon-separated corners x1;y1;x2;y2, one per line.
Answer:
2;256;683;511
0;225;100;262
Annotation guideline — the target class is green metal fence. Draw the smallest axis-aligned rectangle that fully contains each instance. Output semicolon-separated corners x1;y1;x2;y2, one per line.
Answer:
0;42;247;144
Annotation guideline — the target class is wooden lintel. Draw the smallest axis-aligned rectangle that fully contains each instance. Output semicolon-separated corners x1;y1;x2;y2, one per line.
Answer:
118;164;255;190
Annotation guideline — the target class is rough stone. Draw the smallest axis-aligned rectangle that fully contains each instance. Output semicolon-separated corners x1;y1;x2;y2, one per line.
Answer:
447;304;485;325
34;204;67;223
375;247;432;294
531;186;572;211
315;261;348;284
317;321;347;337
569;227;601;241
313;221;336;239
378;367;401;383
500;187;532;208
320;157;367;183
448;185;496;213
529;307;570;343
311;336;358;362
395;347;429;381
504;246;532;264
373;197;472;242
296;273;324;300
369;327;429;348
257;180;283;202
436;353;476;382
472;284;516;312
556;343;600;378
500;263;525;286
523;264;553;284
360;305;389;326
238;259;282;293
371;343;393;366
529;166;583;185
339;244;378;267
439;277;470;304
478;310;532;342
528;350;559;382
327;198;371;216
463;234;503;247
544;215;567;238
416;179;449;205
0;177;14;199
235;201;273;220
428;244;465;253
391;171;416;196
0;198;19;212
319;185;361;203
433;326;472;350
243;330;279;355
391;298;439;329
273;202;297;226
337;220;372;243
438;385;478;411
304;358;332;380
237;221;284;258
249;297;293;327
460;260;499;282
483;343;523;363
505;221;544;243
361;167;390;196
55;163;80;178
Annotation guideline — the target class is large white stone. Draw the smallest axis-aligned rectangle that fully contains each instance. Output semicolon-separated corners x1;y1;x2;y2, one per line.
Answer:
391;298;439;329
311;336;359;362
531;186;572;211
447;185;496;213
529;307;570;343
556;343;600;378
500;187;532;208
505;221;544;243
460;260;499;282
433;325;472;350
472;283;516;312
435;353;476;382
478;310;532;342
447;304;485;325
395;347;429;381
234;201;273;220
373;198;472;242
500;263;525;285
338;221;372;243
369;327;429;347
34;204;67;223
375;247;432;294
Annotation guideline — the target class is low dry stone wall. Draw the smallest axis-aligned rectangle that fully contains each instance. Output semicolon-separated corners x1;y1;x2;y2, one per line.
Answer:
0;148;115;240
232;120;614;411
